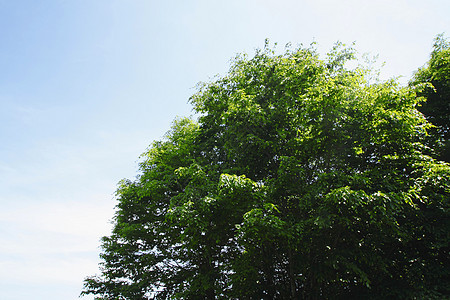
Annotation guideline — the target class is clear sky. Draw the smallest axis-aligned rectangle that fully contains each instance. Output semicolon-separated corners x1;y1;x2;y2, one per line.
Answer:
0;0;448;299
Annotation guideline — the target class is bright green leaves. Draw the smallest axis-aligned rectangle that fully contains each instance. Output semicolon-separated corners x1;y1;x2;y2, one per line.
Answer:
218;173;261;198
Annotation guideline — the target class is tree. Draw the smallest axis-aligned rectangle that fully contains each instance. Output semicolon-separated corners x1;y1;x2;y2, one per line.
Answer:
82;41;449;299
411;34;450;162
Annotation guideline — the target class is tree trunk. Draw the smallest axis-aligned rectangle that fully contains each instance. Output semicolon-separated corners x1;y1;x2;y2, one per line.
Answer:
288;246;297;299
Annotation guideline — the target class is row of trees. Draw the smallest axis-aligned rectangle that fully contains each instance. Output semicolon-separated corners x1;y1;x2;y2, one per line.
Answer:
82;36;449;299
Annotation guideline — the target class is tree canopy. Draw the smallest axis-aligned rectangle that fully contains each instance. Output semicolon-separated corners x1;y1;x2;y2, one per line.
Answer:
82;39;449;299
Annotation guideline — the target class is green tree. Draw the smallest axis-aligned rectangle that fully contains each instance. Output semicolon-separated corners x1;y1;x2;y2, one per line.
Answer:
82;41;449;299
411;34;450;162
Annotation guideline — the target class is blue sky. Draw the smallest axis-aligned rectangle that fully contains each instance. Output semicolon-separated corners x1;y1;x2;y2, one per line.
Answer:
0;0;449;299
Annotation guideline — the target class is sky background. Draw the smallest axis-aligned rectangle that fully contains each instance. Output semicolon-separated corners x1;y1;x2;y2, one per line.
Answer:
0;0;449;299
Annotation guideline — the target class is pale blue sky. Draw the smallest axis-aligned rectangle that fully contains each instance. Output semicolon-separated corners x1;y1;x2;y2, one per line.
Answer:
0;1;449;299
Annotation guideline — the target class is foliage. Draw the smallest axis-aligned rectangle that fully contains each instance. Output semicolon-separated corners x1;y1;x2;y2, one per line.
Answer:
411;34;450;162
82;40;449;299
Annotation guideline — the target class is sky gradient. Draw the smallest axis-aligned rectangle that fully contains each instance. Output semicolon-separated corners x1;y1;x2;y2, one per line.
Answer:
1;1;449;299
